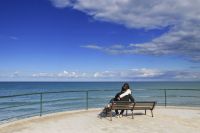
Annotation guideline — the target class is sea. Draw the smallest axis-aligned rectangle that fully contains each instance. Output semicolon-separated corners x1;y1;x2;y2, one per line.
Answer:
0;81;200;123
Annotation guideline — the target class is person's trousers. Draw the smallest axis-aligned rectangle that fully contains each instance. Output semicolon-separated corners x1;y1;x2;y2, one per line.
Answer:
115;109;125;115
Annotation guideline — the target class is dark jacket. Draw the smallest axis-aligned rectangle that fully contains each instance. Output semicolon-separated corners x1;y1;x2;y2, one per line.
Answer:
114;92;122;101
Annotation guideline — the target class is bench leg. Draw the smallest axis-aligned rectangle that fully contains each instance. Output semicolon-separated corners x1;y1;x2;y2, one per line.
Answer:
145;109;146;115
151;110;154;117
132;110;134;119
110;111;112;121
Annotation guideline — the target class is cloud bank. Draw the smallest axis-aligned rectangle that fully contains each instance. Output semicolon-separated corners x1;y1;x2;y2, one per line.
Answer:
50;0;200;61
1;69;200;81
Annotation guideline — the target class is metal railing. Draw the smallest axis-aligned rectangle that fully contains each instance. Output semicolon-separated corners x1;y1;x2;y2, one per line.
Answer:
0;89;199;123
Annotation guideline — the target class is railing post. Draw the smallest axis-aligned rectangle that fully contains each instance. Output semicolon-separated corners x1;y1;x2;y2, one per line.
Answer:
164;89;167;108
40;93;43;116
86;91;88;110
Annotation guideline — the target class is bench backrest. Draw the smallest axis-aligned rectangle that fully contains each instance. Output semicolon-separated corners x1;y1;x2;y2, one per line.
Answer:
111;101;156;110
134;101;156;110
111;101;134;110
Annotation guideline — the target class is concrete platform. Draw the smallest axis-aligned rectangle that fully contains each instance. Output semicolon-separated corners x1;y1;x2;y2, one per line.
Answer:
0;107;200;133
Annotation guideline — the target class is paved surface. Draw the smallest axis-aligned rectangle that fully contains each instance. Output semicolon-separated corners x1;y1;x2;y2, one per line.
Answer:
0;107;200;133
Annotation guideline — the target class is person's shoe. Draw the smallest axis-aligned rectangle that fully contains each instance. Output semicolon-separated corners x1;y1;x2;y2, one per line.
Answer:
115;115;119;118
119;114;123;118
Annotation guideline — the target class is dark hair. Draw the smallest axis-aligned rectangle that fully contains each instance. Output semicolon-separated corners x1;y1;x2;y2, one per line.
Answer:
120;83;130;93
123;83;130;90
121;87;126;93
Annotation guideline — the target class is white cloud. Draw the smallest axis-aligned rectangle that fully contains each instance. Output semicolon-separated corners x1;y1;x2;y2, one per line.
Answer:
81;45;103;50
131;68;163;78
32;73;54;77
9;71;20;78
110;45;125;49
1;69;200;81
94;71;120;78
83;31;200;60
51;0;200;29
32;71;90;79
58;71;81;78
49;0;71;8
31;69;163;79
82;44;135;55
93;68;163;79
129;21;200;61
92;68;200;80
50;0;200;62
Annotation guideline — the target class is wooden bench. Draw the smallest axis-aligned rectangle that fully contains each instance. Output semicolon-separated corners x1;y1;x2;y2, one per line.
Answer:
110;101;156;121
133;101;156;117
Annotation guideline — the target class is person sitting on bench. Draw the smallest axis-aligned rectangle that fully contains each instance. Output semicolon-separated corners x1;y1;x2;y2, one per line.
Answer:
115;83;135;118
101;83;134;117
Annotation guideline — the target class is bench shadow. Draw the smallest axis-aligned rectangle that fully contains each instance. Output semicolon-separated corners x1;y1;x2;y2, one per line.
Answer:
97;111;116;120
98;111;153;120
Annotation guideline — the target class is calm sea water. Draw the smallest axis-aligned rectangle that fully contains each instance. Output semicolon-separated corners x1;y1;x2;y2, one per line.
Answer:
0;81;200;122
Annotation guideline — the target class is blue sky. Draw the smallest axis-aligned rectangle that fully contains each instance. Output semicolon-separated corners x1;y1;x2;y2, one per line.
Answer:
0;0;200;81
